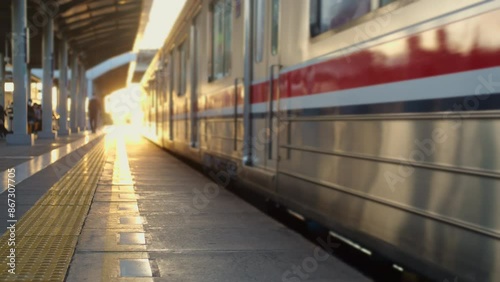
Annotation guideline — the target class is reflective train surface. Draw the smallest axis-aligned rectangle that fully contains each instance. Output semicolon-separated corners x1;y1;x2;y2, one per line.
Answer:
141;0;500;280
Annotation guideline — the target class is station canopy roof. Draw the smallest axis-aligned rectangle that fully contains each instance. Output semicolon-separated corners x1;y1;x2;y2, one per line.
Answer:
0;0;149;93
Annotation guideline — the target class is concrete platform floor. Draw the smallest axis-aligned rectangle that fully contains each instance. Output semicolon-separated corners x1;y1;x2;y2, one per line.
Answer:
66;128;371;281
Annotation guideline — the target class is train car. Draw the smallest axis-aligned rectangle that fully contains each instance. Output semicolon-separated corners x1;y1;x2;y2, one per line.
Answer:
141;0;500;280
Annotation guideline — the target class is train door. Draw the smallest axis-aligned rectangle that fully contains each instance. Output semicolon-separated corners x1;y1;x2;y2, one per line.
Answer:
155;71;161;140
157;60;166;146
252;0;281;172
190;14;200;148
149;79;155;134
154;80;158;135
168;51;174;141
162;59;169;147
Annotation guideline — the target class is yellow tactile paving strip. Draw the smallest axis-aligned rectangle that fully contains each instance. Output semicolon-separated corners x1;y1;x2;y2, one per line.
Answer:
0;140;106;281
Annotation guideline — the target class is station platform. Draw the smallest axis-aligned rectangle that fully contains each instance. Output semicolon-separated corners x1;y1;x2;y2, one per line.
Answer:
0;132;101;173
0;132;104;233
0;126;370;281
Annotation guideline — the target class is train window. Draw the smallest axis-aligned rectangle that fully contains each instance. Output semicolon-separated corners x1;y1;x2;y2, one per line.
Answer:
169;51;175;96
380;0;397;6
254;0;265;62
178;41;187;96
271;0;279;56
310;0;371;37
211;0;232;80
168;51;174;140
310;0;402;37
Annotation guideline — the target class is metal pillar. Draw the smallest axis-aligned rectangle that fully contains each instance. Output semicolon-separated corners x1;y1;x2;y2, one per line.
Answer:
87;78;93;130
38;17;57;139
84;74;88;130
58;40;70;136
79;64;86;131
7;0;34;145
87;79;93;99
0;53;5;107
26;67;31;100
70;54;79;133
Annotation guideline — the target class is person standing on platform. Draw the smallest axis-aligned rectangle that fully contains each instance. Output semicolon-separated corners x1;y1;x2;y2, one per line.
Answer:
0;104;8;137
27;99;35;134
88;95;101;133
7;101;13;132
33;103;42;132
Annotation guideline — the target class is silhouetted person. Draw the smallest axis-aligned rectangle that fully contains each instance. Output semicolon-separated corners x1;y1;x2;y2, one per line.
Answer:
27;99;35;134
88;95;100;133
0;104;8;138
33;103;42;132
7;102;13;131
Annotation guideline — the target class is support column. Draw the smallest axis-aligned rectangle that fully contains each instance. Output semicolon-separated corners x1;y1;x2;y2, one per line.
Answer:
38;17;56;139
87;79;93;99
79;64;86;131
85;77;94;100
7;0;34;145
27;67;31;100
58;40;70;136
87;78;93;131
70;54;79;133
0;53;5;107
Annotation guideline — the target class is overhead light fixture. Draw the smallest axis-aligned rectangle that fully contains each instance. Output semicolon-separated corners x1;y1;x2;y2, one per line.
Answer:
4;82;14;92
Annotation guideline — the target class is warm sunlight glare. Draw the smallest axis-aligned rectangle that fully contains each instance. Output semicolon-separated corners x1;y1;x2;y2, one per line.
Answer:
139;0;187;49
105;85;144;133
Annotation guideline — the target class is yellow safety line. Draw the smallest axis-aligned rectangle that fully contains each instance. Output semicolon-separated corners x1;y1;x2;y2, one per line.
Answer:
0;139;107;281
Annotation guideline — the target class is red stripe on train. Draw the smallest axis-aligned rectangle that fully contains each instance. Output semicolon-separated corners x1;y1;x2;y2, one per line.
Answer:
197;8;500;111
252;8;500;104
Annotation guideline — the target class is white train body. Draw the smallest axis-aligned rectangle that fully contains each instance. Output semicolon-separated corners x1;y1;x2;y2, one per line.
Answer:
142;1;500;280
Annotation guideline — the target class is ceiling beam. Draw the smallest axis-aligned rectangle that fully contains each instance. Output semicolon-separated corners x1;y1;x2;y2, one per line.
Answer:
70;22;138;41
58;0;96;15
59;1;140;23
63;9;139;36
83;37;135;51
70;27;137;44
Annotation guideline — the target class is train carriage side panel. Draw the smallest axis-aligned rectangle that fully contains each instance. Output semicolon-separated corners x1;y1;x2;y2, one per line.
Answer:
275;0;500;281
141;0;500;280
